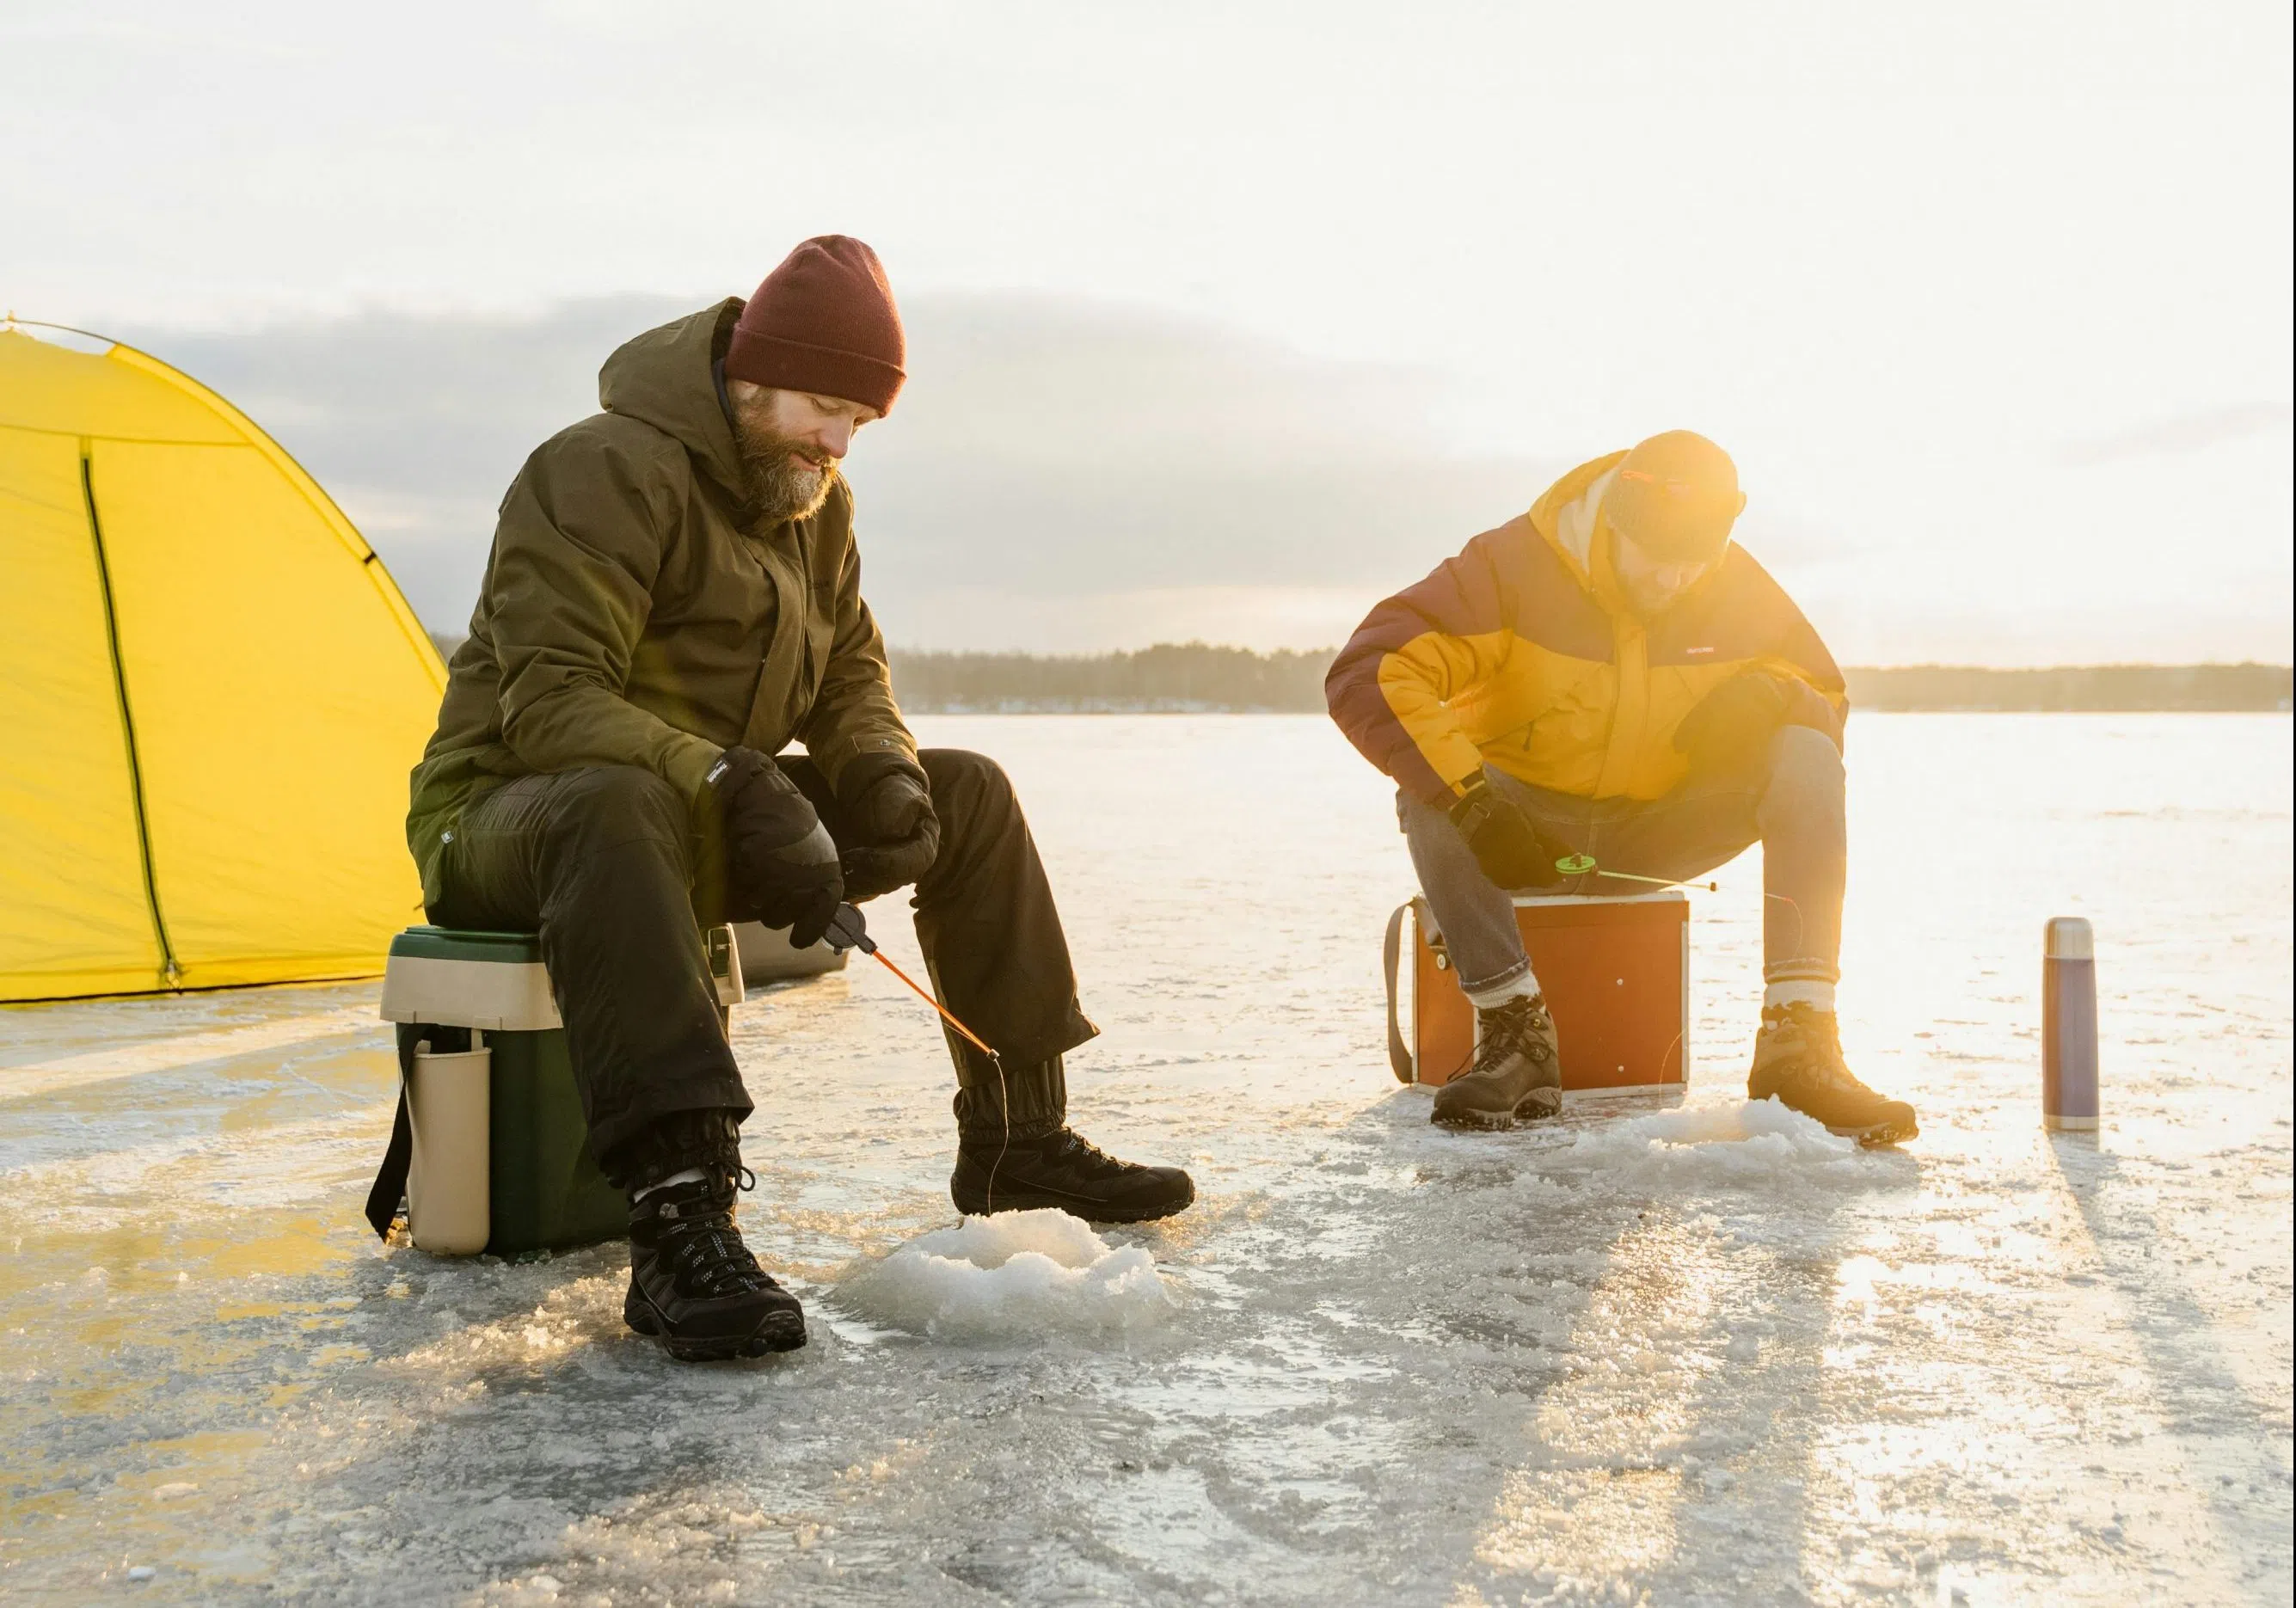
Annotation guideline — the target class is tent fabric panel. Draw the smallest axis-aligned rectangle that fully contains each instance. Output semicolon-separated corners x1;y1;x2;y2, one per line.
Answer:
0;328;242;445
0;427;166;1000
89;439;434;985
106;344;447;688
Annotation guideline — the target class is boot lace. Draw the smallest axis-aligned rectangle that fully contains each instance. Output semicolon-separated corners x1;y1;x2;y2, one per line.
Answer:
1766;1006;1875;1098
1043;1128;1127;1180
1469;994;1555;1078
653;1176;774;1299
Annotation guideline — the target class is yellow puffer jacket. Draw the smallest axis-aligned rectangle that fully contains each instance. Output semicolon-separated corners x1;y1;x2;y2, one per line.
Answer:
1325;451;1846;803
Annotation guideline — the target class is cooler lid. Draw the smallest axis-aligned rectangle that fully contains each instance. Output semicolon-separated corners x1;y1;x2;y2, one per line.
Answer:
389;926;543;965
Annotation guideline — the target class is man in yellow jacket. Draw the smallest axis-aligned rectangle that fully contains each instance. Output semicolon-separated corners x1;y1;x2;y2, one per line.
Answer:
1326;430;1916;1144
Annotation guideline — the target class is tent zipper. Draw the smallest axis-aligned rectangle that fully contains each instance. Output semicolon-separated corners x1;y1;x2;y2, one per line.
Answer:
80;439;182;989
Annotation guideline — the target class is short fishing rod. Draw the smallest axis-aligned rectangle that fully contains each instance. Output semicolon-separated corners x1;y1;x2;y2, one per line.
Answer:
1554;856;1803;937
820;903;1003;1068
1553;853;1719;893
820;903;1022;1213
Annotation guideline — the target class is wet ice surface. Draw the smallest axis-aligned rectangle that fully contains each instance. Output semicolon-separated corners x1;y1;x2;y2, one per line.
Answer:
2;714;2289;1605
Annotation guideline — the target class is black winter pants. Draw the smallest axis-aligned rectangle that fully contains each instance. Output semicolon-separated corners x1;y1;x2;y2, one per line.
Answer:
427;749;1097;1184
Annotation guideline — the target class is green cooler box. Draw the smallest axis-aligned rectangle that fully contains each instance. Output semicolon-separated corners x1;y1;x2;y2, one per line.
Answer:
365;924;744;1258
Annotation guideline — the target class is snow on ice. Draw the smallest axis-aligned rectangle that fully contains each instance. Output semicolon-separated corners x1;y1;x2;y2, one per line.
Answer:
842;1209;1178;1340
0;714;2289;1605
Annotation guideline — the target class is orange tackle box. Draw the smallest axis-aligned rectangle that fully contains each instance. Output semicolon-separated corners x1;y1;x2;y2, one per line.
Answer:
1380;891;1689;1092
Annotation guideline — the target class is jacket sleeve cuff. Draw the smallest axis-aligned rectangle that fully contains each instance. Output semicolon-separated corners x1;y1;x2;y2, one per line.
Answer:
835;747;928;802
1779;678;1845;751
1424;735;1488;799
810;729;920;793
662;735;727;809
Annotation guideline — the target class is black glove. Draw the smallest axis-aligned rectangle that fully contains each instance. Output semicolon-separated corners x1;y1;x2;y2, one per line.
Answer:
1447;775;1569;889
835;752;941;902
1673;670;1841;773
698;746;843;948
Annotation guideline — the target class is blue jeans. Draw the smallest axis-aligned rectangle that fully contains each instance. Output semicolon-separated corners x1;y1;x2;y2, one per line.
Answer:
1400;725;1847;998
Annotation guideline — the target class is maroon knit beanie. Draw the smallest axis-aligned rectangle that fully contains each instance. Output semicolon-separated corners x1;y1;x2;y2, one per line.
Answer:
723;236;906;415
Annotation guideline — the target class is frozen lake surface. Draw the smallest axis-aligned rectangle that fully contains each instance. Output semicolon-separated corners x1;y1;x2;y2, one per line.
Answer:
3;714;2290;1605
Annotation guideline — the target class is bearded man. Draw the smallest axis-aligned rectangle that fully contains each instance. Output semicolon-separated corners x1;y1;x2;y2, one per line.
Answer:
1327;430;1918;1145
407;237;1193;1362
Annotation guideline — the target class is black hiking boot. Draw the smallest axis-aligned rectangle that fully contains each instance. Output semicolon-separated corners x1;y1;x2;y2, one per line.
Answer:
1431;993;1562;1128
624;1173;807;1361
951;1127;1194;1224
1747;1003;1918;1146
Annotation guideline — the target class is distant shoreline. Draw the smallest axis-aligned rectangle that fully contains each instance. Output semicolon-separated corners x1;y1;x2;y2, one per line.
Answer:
885;648;2293;715
1838;663;2292;713
427;635;2293;714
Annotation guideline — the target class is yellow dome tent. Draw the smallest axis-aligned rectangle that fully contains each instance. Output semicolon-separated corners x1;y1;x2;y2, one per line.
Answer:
1;322;445;1002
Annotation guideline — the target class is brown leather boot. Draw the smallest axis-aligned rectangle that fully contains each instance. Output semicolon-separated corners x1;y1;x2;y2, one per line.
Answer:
1431;994;1563;1128
1748;1003;1918;1146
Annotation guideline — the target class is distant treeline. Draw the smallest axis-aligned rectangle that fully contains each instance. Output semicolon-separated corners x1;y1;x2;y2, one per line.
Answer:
888;647;2293;713
424;635;2291;713
1842;662;2292;712
889;644;1334;712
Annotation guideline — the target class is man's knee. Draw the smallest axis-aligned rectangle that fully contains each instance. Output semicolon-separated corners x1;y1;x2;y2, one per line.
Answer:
1762;725;1845;821
548;765;691;857
919;748;1016;822
1397;785;1452;834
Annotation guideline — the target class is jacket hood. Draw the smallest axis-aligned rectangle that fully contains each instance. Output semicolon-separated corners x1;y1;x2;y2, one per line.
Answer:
1527;450;1631;610
599;299;746;493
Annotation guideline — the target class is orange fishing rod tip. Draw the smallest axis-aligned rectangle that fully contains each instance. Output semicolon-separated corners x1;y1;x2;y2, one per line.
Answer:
868;949;998;1058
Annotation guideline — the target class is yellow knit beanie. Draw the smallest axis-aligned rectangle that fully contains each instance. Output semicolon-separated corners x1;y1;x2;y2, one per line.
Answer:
1604;430;1747;562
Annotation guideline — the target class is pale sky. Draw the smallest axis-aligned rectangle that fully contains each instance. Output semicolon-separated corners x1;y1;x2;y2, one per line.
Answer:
5;1;2290;662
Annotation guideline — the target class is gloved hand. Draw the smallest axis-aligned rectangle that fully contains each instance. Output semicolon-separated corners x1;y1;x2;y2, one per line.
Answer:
1447;775;1569;889
1673;670;1842;773
835;753;941;902
699;746;843;948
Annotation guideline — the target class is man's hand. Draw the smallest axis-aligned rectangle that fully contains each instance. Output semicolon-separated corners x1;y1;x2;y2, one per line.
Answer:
1447;776;1569;889
835;754;941;902
700;747;844;947
1673;670;1841;773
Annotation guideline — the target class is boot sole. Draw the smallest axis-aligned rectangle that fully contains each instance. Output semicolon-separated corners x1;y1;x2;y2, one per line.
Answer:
1749;1089;1919;1149
949;1183;1196;1224
1431;1089;1562;1130
1828;1114;1919;1148
626;1296;807;1361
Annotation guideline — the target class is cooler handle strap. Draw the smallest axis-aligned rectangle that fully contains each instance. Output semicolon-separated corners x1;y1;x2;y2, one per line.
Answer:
1383;901;1415;1084
363;1025;423;1241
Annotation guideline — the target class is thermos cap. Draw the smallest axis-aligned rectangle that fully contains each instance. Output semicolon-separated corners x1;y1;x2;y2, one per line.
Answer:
2045;916;2094;960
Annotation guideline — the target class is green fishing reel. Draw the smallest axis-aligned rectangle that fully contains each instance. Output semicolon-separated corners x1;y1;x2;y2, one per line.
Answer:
1550;854;1722;893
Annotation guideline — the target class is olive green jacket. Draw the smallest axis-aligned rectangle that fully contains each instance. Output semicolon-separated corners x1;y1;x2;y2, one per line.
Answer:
406;300;916;905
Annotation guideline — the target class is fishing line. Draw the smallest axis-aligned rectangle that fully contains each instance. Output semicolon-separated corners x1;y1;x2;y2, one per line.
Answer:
1556;854;1807;951
823;903;1011;1213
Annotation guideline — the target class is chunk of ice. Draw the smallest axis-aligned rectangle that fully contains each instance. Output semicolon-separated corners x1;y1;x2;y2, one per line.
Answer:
839;1209;1176;1341
1556;1098;1867;1190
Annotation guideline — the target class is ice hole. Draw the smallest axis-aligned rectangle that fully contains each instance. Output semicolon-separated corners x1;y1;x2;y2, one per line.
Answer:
839;1208;1177;1341
1558;1098;1869;1190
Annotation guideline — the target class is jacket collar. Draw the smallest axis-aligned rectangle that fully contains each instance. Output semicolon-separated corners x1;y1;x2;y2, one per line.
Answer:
1527;450;1635;616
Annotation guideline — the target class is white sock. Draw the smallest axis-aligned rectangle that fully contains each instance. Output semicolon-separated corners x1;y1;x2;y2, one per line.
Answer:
633;1166;708;1200
1764;978;1836;1014
1465;969;1543;1015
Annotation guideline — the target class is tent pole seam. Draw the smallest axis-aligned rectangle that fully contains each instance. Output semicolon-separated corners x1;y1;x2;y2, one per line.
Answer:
80;438;182;990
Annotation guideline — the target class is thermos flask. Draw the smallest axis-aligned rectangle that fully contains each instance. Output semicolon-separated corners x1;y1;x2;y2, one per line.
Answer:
2043;917;2098;1132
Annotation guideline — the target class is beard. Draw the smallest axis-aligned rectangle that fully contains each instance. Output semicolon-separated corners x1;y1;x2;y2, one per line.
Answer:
730;405;837;527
